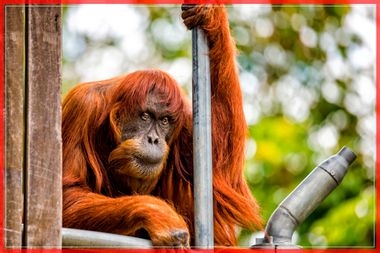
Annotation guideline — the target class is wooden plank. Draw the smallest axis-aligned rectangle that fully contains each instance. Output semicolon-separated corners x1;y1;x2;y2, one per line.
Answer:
4;6;25;248
24;6;62;247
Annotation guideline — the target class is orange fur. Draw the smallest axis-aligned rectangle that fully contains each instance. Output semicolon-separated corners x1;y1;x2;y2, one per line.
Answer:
63;5;261;246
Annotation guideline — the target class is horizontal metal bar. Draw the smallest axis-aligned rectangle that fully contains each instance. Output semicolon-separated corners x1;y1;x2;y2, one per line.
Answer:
62;228;152;248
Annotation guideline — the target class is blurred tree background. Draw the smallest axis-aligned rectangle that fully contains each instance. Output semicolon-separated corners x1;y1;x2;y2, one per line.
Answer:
62;4;375;248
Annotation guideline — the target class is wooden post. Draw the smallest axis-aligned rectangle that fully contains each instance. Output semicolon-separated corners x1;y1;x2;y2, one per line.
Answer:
23;6;62;247
4;6;25;248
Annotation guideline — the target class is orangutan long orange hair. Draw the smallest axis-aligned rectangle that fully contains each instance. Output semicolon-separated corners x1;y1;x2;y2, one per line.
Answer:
62;5;261;246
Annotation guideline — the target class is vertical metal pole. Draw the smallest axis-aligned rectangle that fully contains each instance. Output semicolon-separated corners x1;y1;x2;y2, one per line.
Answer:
192;27;214;248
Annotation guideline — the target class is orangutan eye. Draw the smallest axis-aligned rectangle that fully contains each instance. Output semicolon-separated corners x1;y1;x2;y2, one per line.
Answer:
141;112;150;121
161;117;169;125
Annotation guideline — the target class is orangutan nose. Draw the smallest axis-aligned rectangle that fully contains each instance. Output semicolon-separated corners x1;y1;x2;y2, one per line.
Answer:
147;130;159;145
148;135;159;145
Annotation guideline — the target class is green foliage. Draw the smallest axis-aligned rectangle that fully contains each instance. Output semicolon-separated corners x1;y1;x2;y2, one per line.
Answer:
232;5;375;247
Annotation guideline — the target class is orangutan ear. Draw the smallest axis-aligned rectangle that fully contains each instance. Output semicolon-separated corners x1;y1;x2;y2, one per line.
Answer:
109;104;122;143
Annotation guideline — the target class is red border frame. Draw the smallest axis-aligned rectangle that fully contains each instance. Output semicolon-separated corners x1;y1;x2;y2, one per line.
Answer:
0;1;4;251
0;0;378;252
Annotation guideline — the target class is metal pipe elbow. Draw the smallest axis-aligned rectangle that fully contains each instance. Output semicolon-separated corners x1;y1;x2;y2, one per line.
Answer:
263;147;356;246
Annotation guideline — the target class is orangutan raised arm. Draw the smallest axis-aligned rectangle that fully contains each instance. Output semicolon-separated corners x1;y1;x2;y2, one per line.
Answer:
157;5;262;245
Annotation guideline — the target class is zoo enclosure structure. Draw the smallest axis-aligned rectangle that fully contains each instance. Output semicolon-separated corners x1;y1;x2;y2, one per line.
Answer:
4;5;214;248
3;5;358;250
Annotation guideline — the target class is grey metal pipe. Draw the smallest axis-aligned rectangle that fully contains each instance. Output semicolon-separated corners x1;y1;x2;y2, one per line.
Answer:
254;146;356;247
192;27;214;248
62;228;152;248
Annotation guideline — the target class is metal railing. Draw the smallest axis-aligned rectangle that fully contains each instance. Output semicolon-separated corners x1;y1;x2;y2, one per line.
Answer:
62;228;152;248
